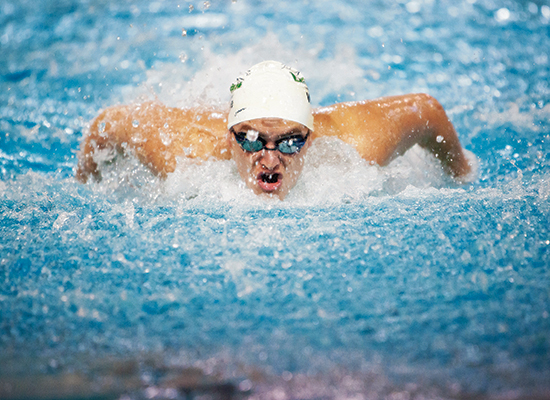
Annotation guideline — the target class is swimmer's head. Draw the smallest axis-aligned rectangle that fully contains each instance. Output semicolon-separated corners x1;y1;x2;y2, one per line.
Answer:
227;60;314;131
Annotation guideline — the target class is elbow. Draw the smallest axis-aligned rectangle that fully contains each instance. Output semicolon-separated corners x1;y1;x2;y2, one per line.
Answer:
76;105;127;183
90;105;126;137
414;93;444;110
413;94;451;129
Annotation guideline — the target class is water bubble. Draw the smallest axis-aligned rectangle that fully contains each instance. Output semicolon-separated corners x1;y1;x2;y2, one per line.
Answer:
149;2;161;13
160;132;172;146
448;7;459;17
368;26;384;38
458;75;472;87
534;54;548;65
145;386;159;399
239;379;253;391
495;8;511;22
406;1;421;13
246;130;259;141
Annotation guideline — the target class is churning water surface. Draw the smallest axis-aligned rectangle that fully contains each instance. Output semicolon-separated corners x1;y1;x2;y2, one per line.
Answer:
1;0;550;399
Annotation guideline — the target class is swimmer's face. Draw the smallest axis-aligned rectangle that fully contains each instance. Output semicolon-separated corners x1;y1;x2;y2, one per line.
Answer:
228;118;311;200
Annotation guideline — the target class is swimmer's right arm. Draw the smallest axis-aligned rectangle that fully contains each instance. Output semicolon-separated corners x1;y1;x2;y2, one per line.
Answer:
76;105;131;183
76;102;230;183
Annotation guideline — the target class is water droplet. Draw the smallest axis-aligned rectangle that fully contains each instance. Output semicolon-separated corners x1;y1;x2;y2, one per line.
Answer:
495;8;510;22
160;132;172;146
436;135;444;143
239;379;252;391
132;120;139;128
406;1;421;14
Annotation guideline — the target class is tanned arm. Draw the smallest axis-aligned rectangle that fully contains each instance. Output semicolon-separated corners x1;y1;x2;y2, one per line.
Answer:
76;102;229;183
77;94;473;183
313;93;473;180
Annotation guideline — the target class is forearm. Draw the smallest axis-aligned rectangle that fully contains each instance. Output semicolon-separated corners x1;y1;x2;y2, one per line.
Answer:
405;94;472;179
76;105;132;182
314;94;474;180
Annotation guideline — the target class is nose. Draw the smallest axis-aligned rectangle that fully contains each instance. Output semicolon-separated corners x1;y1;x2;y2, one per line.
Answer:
259;147;281;170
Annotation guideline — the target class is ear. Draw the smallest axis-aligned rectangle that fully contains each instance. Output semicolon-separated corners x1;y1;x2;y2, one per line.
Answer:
225;129;237;155
303;130;314;151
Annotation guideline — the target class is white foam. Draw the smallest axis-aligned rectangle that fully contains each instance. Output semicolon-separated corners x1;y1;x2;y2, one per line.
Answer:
475;102;550;133
164;157;256;203
99;32;480;205
456;148;479;184
159;136;466;207
126;33;367;109
287;137;384;205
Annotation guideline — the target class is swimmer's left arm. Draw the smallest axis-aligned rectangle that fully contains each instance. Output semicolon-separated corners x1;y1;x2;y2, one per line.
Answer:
314;94;474;180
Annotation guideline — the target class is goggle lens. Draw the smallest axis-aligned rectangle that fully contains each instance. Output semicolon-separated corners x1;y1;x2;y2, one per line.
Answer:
232;130;309;154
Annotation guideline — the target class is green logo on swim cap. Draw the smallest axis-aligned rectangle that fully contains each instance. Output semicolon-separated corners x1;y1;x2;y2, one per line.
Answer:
290;71;305;83
230;80;243;93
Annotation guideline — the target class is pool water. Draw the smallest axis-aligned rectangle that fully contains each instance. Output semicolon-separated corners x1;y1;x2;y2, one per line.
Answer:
1;0;550;399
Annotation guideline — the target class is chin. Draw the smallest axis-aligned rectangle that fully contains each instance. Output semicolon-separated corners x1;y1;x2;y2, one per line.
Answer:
256;187;288;200
249;181;290;200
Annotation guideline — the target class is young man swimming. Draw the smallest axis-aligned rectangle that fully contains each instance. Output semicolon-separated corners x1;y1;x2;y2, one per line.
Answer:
76;60;475;199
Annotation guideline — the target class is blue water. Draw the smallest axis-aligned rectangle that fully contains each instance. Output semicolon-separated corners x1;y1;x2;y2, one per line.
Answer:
1;0;550;399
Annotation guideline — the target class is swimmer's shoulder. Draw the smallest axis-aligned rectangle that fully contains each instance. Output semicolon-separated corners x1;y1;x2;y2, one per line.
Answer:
312;99;386;139
312;94;439;137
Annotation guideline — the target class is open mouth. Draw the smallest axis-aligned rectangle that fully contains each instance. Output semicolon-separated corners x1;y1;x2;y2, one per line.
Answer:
257;172;282;192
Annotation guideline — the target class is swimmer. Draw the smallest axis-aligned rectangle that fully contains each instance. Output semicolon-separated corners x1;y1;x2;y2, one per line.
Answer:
76;60;475;199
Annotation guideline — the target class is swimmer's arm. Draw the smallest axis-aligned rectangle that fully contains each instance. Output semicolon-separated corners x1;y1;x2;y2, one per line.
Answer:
76;102;229;183
314;94;473;180
76;104;134;183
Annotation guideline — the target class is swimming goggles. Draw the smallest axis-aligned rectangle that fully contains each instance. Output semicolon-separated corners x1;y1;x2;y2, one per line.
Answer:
231;129;309;154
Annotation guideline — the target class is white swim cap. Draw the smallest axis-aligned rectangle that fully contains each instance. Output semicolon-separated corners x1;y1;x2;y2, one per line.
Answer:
228;60;314;131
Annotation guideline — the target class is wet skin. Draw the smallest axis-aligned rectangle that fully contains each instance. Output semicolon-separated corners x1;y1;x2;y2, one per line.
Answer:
227;118;311;199
76;94;474;197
